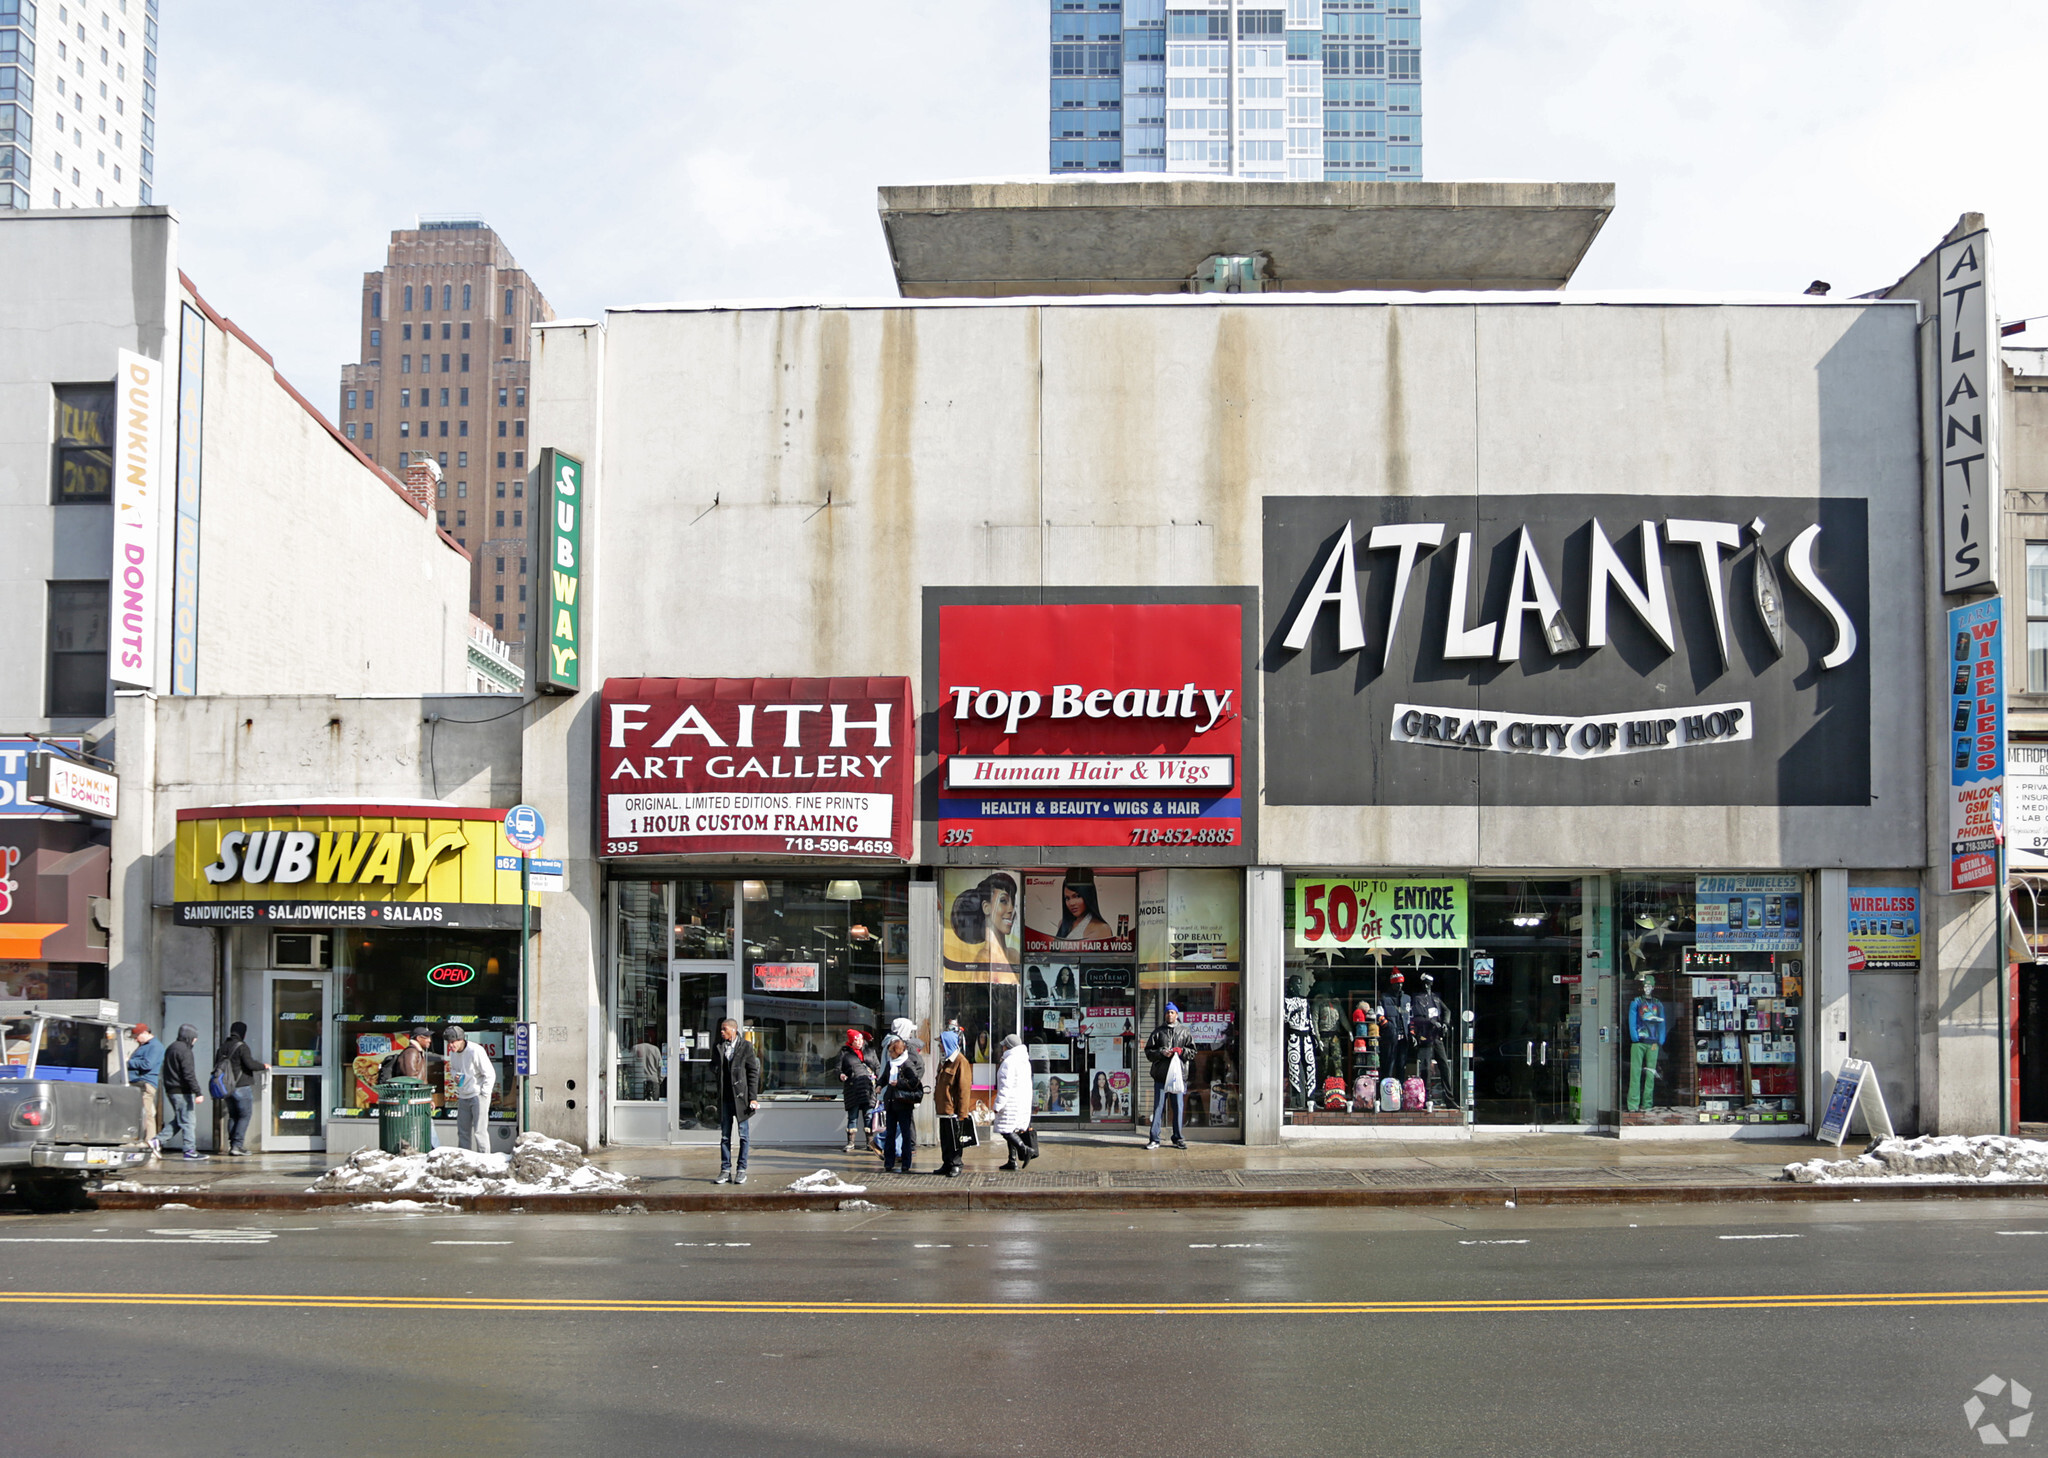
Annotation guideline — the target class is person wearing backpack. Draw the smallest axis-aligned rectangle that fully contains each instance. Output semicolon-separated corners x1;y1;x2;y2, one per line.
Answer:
161;1024;206;1161
212;1022;267;1156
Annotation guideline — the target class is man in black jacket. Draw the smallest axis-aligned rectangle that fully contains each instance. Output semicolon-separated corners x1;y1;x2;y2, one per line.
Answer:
1144;1003;1197;1151
713;1018;760;1185
161;1024;206;1161
214;1022;268;1156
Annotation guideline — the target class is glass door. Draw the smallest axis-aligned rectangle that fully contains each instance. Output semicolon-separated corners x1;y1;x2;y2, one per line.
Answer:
262;971;331;1150
670;961;735;1143
1466;879;1582;1127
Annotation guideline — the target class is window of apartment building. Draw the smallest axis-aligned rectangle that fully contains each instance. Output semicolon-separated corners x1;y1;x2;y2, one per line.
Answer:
458;422;468;438
400;422;409;437
437;510;446;527
514;419;525;437
515;387;526;406
496;452;506;468
399;452;409;467
436;420;447;437
52;383;115;502
346;389;357;410
501;328;512;345
2030;543;2048;692
494;557;504;574
495;511;505;529
512;510;522;527
401;356;410;374
371;291;381;319
440;323;450;341
442;284;451;310
460;354;470;373
457;450;467;466
437;388;448;407
462;283;471;310
494;584;504;601
504;288;513;313
345;423;356;439
456;510;465;528
456;482;467;498
518;556;527;576
400;389;410;407
517;583;526;603
494;482;505;498
494;612;504;630
437;481;447;500
437;451;447;467
460;322;470;340
458;388;469;406
497;419;506;438
512;479;523;498
403;285;413;310
497;388;508;407
518;613;526;632
363;422;372;439
440;354;450;372
364;389;374;408
369;329;380;347
513;451;524;468
46;580;107;717
420;354;430;373
402;324;412;341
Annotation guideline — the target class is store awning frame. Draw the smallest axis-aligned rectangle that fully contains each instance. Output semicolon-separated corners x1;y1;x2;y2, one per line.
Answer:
0;924;67;961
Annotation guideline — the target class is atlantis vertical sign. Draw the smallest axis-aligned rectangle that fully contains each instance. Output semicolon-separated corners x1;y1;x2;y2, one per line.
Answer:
1938;229;1998;595
539;448;583;694
111;348;164;691
1949;597;2004;892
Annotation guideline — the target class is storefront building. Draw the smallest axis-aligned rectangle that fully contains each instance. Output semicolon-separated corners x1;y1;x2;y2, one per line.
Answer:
520;184;1979;1148
0;738;111;999
171;802;535;1152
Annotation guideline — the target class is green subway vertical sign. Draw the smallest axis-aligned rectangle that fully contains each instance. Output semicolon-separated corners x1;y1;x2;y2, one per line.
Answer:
540;448;583;694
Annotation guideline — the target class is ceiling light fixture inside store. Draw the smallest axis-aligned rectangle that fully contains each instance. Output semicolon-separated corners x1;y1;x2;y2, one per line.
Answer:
742;880;769;902
824;880;862;901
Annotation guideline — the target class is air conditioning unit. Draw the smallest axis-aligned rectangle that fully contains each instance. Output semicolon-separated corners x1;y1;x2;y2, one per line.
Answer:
272;932;332;970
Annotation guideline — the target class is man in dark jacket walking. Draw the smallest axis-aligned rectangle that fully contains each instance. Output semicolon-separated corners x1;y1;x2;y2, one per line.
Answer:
161;1024;206;1161
713;1018;760;1185
214;1022;268;1156
1144;1003;1197;1151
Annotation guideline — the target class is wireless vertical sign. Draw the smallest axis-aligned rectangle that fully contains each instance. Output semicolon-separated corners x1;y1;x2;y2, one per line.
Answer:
539;448;583;694
1949;597;2004;892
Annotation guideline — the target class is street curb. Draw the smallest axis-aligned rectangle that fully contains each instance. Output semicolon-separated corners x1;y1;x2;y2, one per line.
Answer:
81;1180;2048;1215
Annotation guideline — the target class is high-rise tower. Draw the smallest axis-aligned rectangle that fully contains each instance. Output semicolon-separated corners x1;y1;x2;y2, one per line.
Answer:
0;0;159;211
1050;0;1420;183
337;218;555;659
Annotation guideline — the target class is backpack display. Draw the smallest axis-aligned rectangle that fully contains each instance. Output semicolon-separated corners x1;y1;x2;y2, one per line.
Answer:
1380;1077;1401;1114
1402;1076;1427;1111
1351;1075;1377;1111
1321;1075;1349;1111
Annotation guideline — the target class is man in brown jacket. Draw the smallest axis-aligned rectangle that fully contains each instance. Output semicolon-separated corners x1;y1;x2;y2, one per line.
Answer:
932;1029;974;1178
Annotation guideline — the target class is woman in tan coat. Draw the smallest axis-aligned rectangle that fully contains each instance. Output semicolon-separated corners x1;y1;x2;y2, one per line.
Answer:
932;1029;975;1179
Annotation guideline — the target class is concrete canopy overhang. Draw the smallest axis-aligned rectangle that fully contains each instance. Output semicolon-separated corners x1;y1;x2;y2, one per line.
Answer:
878;178;1616;299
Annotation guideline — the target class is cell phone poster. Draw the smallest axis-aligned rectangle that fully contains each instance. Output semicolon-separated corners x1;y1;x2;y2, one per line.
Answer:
1023;869;1136;957
941;869;1022;974
1694;874;1803;953
1846;887;1919;971
1949;597;2004;893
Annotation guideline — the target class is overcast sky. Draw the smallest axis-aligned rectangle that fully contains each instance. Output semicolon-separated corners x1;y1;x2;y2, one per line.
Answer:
157;0;2048;407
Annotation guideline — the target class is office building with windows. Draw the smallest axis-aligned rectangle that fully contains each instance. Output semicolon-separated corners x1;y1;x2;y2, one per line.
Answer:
0;0;158;212
338;218;555;659
1050;0;1420;183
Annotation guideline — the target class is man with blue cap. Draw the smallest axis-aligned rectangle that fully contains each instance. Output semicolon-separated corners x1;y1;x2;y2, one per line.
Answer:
1144;1002;1196;1150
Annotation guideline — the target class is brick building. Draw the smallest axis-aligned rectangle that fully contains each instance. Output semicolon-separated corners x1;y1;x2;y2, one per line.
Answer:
338;217;554;657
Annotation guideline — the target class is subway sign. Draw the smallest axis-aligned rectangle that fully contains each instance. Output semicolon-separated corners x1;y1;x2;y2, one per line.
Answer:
540;447;582;694
172;805;538;931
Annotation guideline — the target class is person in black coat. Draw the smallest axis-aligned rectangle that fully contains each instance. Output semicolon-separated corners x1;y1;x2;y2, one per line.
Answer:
1144;1003;1197;1151
837;1028;878;1155
161;1024;205;1160
713;1018;761;1185
213;1021;268;1156
878;1035;926;1174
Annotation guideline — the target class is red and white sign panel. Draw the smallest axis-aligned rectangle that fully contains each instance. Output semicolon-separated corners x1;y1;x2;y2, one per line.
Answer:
936;603;1244;850
751;962;821;993
599;677;914;859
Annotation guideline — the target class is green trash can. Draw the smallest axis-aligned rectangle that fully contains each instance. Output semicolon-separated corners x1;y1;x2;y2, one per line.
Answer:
375;1078;435;1154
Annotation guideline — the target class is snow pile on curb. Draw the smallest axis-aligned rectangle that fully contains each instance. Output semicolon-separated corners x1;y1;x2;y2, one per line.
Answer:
350;1199;461;1214
309;1132;634;1197
788;1168;867;1195
1785;1135;2048;1184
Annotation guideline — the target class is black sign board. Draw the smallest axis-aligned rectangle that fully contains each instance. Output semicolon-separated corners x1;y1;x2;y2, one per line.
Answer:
1261;495;1870;807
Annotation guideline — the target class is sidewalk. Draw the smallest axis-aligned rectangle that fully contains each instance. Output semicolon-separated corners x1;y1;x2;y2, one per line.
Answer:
73;1130;2048;1213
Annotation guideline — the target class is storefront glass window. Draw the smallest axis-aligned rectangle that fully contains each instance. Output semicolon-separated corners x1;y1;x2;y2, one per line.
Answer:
742;876;909;1100
613;881;667;1103
1020;869;1137;1124
1134;868;1242;1132
1615;876;1805;1126
334;928;520;1123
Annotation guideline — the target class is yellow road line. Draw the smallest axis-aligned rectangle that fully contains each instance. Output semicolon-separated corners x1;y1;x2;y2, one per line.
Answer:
0;1290;2040;1316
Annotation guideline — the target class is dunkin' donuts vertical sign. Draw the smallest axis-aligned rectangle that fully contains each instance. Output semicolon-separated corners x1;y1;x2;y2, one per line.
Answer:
111;349;165;691
599;677;915;859
928;591;1253;858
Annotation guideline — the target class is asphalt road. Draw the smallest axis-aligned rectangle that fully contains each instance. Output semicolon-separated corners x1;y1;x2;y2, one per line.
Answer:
0;1198;2043;1458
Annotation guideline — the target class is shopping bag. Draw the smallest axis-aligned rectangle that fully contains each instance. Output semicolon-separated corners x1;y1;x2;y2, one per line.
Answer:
955;1115;979;1148
1164;1053;1187;1095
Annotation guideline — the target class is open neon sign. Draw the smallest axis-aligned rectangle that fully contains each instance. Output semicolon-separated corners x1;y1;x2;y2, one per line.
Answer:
427;962;477;988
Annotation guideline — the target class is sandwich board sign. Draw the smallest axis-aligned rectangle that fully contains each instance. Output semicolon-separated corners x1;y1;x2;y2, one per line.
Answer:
1817;1057;1895;1147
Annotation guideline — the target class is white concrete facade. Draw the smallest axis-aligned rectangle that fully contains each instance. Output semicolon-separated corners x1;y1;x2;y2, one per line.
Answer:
523;288;1970;1145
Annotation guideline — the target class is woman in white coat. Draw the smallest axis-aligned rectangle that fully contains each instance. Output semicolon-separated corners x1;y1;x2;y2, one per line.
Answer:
994;1032;1037;1171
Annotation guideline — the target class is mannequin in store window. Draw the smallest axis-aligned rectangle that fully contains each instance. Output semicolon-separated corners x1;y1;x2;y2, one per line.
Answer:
1311;981;1345;1096
1627;974;1668;1112
1408;972;1451;1109
1283;972;1316;1109
1378;973;1413;1083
